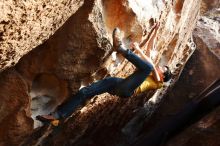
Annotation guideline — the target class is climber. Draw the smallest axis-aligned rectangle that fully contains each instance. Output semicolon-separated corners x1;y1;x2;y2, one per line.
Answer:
36;27;172;126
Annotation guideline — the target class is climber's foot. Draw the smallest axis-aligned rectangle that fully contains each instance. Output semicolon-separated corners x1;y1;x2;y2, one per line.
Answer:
112;27;122;51
36;115;60;126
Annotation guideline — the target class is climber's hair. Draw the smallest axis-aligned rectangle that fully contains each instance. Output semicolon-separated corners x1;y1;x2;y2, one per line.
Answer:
163;66;172;82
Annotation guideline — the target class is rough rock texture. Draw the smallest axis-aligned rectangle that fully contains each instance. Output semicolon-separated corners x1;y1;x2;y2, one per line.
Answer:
194;0;220;58
161;0;220;144
0;0;110;145
0;69;32;146
167;106;220;146
21;0;200;145
140;36;220;146
0;0;204;146
141;0;220;145
166;106;220;146
0;0;83;71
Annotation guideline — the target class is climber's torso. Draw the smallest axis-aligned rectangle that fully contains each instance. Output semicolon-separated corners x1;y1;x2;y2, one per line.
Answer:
134;73;163;95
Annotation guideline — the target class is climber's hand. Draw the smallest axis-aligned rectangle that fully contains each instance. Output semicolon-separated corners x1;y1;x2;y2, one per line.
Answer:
131;42;141;51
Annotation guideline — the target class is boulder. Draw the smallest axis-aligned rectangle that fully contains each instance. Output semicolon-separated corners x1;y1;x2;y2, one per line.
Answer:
0;0;203;145
0;0;83;71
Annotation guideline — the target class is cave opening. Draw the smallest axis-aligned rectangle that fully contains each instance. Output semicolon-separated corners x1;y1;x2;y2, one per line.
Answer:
30;73;68;128
1;0;219;145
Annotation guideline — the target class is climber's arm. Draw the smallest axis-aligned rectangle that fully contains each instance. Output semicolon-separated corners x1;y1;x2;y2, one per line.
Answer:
139;23;160;56
132;42;161;82
139;23;158;48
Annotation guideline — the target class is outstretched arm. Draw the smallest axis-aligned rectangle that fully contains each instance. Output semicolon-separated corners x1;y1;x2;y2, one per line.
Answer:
139;23;160;56
132;42;161;82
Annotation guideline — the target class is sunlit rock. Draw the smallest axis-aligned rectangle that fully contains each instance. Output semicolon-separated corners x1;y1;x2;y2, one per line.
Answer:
0;0;213;145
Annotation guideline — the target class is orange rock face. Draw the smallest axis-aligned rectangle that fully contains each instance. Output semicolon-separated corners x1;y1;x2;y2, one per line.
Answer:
0;0;83;71
0;0;212;145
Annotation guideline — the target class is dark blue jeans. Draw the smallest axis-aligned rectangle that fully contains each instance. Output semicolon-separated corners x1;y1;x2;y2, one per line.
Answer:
56;46;153;118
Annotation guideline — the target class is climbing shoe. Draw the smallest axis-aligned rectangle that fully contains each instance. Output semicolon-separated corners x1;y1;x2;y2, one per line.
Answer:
112;27;122;51
36;115;60;126
51;120;60;126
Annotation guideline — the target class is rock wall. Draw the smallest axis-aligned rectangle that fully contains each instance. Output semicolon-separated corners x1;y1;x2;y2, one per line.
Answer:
0;0;83;71
140;36;220;146
163;0;220;145
25;0;200;146
0;0;203;145
166;106;220;146
137;0;220;145
165;38;220;146
194;0;220;59
0;69;32;146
